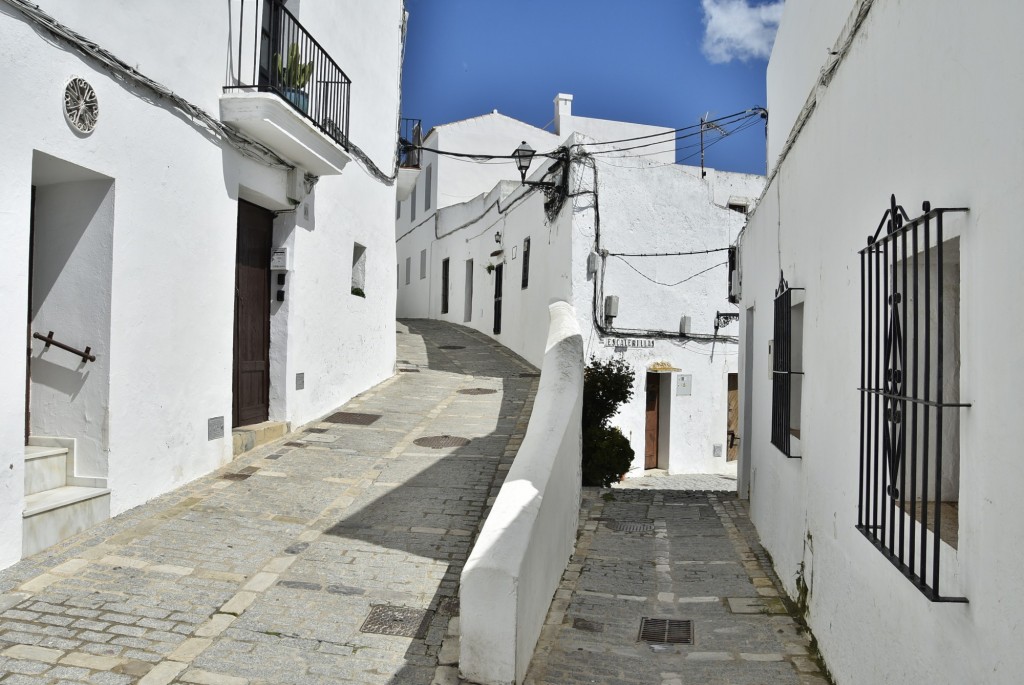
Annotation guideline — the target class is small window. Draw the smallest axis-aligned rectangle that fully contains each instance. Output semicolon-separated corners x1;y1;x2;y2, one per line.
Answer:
396;200;401;219
425;165;433;211
441;258;450;314
405;256;411;286
420;249;427;279
411;186;417;221
771;277;804;458
351;243;366;297
521;237;531;289
728;203;748;214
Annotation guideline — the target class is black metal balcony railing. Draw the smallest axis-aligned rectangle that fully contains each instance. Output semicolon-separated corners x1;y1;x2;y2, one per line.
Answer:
399;118;422;168
226;0;351;149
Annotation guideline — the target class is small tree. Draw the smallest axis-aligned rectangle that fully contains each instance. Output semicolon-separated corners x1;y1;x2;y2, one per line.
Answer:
582;357;636;487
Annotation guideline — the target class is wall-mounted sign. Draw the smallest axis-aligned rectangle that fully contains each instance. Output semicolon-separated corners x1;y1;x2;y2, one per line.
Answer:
271;247;290;271
676;374;693;396
603;337;654;349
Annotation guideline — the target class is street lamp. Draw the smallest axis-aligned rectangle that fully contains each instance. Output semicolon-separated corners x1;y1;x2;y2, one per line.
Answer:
512;141;535;183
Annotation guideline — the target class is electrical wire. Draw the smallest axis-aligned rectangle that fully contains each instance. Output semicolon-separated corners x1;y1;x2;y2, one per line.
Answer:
611;257;728;287
610;247;731;257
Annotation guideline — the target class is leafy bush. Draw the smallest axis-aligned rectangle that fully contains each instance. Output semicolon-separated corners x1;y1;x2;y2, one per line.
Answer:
581;357;635;487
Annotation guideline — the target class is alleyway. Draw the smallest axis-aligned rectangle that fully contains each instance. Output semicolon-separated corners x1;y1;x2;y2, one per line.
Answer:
0;320;537;685
526;477;830;685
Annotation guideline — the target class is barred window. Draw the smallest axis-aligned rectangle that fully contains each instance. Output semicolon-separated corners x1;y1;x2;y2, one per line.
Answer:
857;195;968;602
771;277;804;458
521;237;531;289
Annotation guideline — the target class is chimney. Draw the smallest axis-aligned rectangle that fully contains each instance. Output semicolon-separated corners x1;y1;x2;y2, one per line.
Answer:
554;93;573;135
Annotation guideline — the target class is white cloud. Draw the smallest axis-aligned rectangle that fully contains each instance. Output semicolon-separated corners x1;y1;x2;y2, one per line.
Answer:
701;0;784;64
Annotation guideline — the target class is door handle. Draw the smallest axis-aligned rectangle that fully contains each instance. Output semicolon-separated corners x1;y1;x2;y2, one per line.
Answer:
728;431;739;448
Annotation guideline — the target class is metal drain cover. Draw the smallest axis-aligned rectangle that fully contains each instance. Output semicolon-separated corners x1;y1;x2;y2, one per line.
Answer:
414;435;471;448
638;618;693;645
439;345;465;350
399;368;420;373
608;521;655;533
324;412;381;425
306;428;329;433
458;388;498;395
360;605;432;638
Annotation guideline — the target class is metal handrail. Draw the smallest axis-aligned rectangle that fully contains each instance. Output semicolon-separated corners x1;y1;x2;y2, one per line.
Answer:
33;331;96;363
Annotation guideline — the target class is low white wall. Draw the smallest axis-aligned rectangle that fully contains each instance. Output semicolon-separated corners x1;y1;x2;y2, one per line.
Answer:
460;301;583;685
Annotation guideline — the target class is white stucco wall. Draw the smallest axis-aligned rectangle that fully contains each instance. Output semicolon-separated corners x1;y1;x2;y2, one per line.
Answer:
0;0;402;568
738;1;1024;682
461;301;583;685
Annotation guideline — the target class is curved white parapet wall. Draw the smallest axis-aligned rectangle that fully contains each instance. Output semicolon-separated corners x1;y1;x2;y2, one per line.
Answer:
460;301;583;685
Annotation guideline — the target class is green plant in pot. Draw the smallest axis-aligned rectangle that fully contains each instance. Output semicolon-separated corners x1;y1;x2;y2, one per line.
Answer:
274;42;313;113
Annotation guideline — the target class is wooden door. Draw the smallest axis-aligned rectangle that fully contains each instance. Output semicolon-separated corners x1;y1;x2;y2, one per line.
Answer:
493;263;503;334
645;372;659;469
25;186;36;442
233;200;273;428
727;373;739;461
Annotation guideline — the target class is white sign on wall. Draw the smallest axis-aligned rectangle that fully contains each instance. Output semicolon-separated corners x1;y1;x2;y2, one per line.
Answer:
603;337;654;349
676;374;693;396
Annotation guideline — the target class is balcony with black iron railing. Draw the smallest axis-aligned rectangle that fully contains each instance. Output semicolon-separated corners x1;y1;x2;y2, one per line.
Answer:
221;0;353;176
396;117;422;201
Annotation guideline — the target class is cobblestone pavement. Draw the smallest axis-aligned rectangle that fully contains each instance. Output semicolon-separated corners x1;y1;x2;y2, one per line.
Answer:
615;472;738;492
526;486;832;685
0;319;537;685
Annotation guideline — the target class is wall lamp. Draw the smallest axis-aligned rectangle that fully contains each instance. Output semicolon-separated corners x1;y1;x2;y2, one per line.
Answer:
512;141;557;189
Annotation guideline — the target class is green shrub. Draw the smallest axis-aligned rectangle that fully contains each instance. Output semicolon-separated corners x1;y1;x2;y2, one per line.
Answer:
581;357;635;487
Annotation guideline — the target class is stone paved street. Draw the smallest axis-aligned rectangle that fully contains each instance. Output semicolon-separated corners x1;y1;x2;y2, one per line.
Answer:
0;320;537;685
526;482;832;685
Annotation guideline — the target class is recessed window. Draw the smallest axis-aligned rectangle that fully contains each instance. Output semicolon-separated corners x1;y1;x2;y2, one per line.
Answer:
351;243;366;297
396;200;401;219
411;186;417;221
405;256;411;286
728;202;748;214
441;258;450;314
771;279;804;458
425;164;433;211
521;237;531;289
420;249;427;279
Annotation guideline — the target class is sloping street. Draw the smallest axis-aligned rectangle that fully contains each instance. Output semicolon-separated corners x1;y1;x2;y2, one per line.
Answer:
0;321;537;685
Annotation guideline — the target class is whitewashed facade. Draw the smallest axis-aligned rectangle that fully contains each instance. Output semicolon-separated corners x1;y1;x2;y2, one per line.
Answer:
0;0;404;568
396;97;763;477
735;0;1024;682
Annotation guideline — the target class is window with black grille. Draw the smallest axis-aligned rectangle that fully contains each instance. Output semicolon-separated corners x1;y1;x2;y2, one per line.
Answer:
771;277;804;458
521;237;531;289
857;195;968;602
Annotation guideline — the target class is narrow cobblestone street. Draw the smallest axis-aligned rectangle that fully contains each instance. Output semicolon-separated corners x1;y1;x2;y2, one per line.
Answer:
526;478;831;685
0;321;537;685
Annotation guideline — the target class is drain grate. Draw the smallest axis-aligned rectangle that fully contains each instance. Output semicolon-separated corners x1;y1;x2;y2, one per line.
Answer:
608;520;655;533
399;368;420;373
360;605;432;638
458;388;498;395
414;435;471;449
324;412;381;426
638;618;693;645
439;345;465;350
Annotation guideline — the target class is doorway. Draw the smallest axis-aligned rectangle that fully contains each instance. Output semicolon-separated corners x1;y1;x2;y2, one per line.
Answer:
464;259;474;322
233;200;273;428
493;263;503;334
645;372;659;469
441;258;450;314
727;373;739;461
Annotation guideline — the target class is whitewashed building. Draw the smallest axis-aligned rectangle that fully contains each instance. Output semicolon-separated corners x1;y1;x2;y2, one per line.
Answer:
396;96;763;477
734;0;1024;682
0;0;405;569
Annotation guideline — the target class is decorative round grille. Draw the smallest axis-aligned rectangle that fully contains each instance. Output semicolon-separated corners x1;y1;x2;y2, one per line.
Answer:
64;78;98;133
458;388;497;395
414;435;471;448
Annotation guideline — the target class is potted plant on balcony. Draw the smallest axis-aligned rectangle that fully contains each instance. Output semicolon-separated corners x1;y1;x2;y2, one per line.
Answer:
274;42;313;114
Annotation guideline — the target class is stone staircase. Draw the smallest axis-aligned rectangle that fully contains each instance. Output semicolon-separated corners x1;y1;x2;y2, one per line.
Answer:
23;437;110;557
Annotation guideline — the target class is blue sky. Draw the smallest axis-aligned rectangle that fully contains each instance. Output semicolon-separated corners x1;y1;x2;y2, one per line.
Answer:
401;0;783;176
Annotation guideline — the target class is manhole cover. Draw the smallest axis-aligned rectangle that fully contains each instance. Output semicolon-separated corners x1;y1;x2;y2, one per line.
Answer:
608;521;655;533
638;618;693;645
284;441;306;447
324;412;381;425
439;345;465;350
414;435;471;448
573;618;604;632
306;428;329;434
360;605;432;638
458;388;498;395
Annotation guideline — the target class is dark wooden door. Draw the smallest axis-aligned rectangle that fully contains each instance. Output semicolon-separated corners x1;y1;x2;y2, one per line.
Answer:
493;263;503;334
233;201;273;428
441;258;450;314
727;373;739;461
645;372;659;469
26;186;36;442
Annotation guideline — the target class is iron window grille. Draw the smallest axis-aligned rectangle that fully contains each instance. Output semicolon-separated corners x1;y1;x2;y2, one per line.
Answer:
521;237;531;289
857;195;969;602
399;118;422;169
771;276;804;458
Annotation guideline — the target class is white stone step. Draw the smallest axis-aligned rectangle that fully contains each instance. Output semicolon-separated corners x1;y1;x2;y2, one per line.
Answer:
23;486;110;557
25;445;69;495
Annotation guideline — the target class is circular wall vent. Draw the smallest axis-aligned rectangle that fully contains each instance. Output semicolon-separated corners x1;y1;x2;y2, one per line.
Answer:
64;77;98;133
